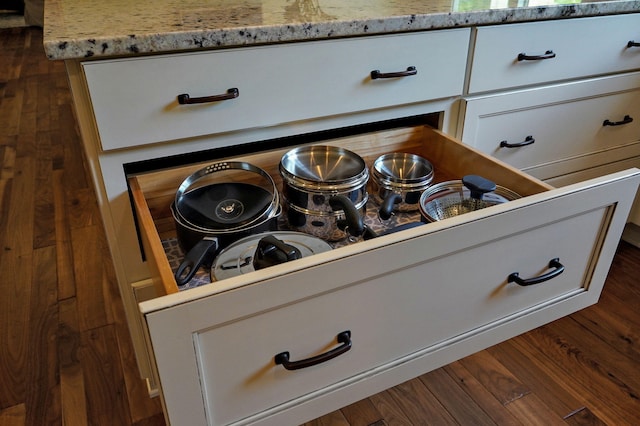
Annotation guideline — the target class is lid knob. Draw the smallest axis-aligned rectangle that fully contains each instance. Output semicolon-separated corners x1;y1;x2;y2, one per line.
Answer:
253;235;302;270
462;175;497;200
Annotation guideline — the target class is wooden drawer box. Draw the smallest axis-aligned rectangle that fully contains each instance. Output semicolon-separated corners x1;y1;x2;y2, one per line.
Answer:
82;29;469;151
129;126;639;425
461;72;640;180
468;14;640;94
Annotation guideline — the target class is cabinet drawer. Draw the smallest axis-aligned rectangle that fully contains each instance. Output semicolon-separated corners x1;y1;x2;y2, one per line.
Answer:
82;29;469;151
461;72;640;180
468;14;640;94
131;126;639;425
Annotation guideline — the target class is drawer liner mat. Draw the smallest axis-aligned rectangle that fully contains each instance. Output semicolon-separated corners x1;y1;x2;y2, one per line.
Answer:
164;201;423;290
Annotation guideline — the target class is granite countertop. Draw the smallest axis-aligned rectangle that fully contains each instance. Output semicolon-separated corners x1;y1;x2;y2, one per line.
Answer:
43;0;639;60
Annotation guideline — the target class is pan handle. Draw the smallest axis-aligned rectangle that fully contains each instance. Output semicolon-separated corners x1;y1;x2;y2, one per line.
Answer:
329;195;365;238
175;237;219;286
378;193;403;221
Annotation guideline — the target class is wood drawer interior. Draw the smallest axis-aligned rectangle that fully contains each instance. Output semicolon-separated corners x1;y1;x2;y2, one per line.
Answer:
128;125;552;298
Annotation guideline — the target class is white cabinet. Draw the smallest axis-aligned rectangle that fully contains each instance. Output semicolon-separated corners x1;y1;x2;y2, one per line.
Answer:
462;15;640;229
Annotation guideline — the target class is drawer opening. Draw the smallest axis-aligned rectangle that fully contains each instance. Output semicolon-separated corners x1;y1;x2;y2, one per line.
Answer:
128;119;552;298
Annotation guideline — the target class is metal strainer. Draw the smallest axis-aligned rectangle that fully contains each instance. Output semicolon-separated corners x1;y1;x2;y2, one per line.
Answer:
419;175;521;222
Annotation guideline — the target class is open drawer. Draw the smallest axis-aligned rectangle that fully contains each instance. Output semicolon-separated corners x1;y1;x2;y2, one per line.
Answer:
129;126;639;426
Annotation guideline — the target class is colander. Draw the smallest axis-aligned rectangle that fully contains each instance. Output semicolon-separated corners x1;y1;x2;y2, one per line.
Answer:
418;175;521;222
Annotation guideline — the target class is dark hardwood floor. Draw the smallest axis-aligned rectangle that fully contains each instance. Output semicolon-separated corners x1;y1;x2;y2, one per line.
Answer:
1;27;639;426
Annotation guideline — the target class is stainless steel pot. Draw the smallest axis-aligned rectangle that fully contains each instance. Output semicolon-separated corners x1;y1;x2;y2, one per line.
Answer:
371;152;434;220
279;145;369;241
418;175;521;222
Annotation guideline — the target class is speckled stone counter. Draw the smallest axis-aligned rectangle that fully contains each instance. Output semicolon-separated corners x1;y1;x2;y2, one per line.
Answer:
44;0;640;60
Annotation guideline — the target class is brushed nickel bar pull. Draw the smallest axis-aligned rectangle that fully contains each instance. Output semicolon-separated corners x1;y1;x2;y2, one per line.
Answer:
177;88;239;104
370;66;417;79
517;50;556;61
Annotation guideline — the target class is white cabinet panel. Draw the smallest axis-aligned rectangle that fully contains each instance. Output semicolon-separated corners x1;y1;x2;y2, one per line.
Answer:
461;72;640;180
83;29;469;151
468;14;640;93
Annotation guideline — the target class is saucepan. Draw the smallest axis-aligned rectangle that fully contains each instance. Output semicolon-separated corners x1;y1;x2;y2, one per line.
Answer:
172;161;281;286
371;152;434;220
279;145;369;241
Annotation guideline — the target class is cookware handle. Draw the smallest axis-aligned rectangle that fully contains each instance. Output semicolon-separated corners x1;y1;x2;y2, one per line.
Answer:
175;237;219;286
329;195;365;237
177;88;239;104
253;235;302;270
462;175;497;200
603;115;633;127
627;41;640;48
274;331;352;370
500;135;535;148
517;50;556;61
378;193;403;221
507;258;565;286
370;66;417;79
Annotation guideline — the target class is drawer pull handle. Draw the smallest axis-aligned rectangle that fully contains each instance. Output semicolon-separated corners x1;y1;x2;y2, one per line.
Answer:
603;115;633;127
275;331;352;370
500;135;535;148
508;258;564;287
177;88;239;104
370;66;417;80
517;50;556;61
627;41;640;48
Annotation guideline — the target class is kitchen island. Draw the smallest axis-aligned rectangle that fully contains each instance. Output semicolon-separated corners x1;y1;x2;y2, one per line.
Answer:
44;1;640;425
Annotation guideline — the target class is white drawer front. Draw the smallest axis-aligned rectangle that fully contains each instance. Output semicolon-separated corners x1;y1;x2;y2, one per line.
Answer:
83;29;469;151
468;14;640;94
462;73;640;178
143;170;640;426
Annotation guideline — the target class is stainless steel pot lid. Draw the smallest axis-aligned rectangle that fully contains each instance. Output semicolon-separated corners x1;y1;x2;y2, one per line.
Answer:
419;175;521;222
210;231;332;281
372;152;434;188
279;145;368;190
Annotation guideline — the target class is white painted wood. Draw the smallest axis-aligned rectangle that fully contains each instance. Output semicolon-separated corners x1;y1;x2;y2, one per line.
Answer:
82;29;469;151
461;72;640;180
143;170;640;426
468;14;640;94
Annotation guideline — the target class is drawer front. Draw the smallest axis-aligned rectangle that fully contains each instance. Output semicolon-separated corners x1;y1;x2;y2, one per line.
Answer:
461;72;640;178
149;202;617;425
83;29;469;151
468;14;640;94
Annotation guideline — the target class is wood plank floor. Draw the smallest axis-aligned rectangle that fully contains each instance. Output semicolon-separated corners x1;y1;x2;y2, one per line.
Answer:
1;27;639;426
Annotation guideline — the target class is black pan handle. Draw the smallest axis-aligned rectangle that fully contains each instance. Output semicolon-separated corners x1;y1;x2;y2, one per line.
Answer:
370;66;417;80
177;88;239;104
274;331;352;370
378;193;403;221
517;50;556;61
508;258;564;286
603;115;633;127
500;135;535;148
330;195;365;237
175;237;219;286
627;41;640;48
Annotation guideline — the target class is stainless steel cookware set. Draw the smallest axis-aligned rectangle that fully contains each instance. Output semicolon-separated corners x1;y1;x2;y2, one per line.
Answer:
172;146;521;285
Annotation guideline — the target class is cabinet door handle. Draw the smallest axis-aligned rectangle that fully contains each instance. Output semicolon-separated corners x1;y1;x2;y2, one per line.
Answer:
370;66;417;80
508;258;564;286
517;50;556;61
500;135;535;148
627;41;640;48
275;331;352;370
603;115;633;127
177;88;239;104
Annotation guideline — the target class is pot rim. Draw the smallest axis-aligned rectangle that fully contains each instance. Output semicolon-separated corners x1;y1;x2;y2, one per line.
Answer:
372;152;434;187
